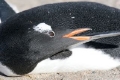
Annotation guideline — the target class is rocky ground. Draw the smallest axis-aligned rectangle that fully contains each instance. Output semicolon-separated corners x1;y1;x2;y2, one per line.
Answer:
0;68;120;80
1;0;120;80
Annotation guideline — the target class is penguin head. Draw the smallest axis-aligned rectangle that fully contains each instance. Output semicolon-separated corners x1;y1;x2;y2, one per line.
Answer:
0;12;91;76
0;13;91;59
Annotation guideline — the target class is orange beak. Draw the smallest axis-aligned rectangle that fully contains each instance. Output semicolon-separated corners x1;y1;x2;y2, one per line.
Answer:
63;28;92;41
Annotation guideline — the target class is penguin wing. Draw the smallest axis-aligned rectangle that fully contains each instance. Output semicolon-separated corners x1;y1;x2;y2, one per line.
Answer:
0;0;16;22
50;49;72;60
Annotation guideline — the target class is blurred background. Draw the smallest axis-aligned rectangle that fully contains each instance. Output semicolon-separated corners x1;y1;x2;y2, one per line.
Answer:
7;0;120;12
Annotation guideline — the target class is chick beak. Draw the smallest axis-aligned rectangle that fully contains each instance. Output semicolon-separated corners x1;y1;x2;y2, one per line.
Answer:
63;28;92;41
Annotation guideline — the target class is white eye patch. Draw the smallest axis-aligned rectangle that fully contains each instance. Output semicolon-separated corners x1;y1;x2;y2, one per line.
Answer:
33;23;55;37
33;23;52;33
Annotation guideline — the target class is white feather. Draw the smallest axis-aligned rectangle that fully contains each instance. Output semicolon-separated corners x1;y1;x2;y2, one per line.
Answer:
0;45;120;76
30;45;120;74
33;23;53;33
0;62;18;76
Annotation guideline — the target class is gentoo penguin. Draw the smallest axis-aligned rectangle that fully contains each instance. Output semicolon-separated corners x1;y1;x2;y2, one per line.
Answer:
1;1;120;76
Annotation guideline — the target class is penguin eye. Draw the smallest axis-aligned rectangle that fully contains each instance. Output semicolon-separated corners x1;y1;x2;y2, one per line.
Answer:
48;31;55;37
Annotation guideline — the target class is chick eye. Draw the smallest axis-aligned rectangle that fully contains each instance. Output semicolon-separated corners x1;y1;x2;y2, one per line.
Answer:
48;31;55;37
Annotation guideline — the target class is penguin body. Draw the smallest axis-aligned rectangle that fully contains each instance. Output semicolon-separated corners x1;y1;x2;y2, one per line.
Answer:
0;1;120;76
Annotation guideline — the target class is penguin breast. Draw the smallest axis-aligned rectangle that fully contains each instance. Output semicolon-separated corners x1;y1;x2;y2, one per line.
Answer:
30;45;120;74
